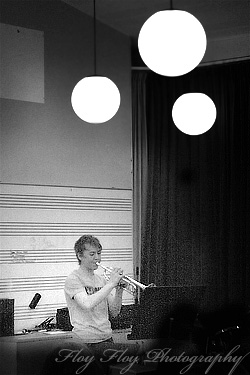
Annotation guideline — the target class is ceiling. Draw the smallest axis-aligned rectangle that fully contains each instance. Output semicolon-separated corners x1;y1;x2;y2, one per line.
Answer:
62;0;250;65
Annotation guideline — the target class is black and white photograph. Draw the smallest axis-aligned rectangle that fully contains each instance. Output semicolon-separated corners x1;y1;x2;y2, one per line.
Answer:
0;1;250;374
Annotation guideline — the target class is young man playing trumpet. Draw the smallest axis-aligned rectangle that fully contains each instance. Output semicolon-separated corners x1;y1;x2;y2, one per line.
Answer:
64;234;125;344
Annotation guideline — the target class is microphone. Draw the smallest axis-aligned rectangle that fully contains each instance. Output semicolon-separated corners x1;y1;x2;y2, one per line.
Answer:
29;293;41;309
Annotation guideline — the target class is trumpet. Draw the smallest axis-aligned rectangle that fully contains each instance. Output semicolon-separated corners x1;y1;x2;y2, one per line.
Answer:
97;263;155;296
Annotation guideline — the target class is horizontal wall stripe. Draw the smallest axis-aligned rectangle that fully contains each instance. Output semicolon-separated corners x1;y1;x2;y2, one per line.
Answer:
0;276;66;292
0;248;132;263
0;273;135;292
0;182;132;192
14;303;68;320
0;222;132;236
0;193;132;211
14;297;134;321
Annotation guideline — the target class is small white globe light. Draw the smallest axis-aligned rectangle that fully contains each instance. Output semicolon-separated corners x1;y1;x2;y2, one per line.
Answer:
138;10;207;77
172;93;217;135
71;76;120;123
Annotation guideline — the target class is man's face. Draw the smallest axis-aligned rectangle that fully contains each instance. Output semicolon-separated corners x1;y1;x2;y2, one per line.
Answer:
79;243;102;271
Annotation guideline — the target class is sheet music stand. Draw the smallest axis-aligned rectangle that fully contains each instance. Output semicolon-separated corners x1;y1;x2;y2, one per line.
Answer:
128;285;206;340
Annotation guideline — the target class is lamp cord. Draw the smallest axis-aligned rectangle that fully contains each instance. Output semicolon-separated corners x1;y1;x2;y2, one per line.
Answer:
170;0;173;10
93;0;97;75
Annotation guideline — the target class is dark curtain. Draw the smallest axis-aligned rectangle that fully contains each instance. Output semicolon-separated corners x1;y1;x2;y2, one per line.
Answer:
132;61;250;311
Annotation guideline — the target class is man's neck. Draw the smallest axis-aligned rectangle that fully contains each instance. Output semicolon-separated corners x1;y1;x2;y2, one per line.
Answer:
80;264;95;277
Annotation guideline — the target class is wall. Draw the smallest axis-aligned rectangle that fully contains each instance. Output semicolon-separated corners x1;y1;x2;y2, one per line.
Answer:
0;0;133;332
203;33;250;64
0;0;132;188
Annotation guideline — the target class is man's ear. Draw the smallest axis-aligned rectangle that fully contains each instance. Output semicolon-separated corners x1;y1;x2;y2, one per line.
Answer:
77;251;84;263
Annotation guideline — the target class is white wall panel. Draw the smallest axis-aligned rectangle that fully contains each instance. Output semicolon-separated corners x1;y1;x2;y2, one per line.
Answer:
0;183;133;332
0;23;44;103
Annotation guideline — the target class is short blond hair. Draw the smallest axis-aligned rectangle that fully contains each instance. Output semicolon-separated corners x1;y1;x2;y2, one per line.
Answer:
74;235;102;264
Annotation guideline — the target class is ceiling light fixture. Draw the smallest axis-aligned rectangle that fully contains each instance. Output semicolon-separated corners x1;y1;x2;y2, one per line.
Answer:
138;0;207;76
71;0;120;123
172;93;217;135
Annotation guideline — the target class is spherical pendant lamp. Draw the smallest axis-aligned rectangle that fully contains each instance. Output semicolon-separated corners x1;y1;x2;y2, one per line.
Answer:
71;0;120;123
71;76;120;124
138;9;207;77
172;93;217;135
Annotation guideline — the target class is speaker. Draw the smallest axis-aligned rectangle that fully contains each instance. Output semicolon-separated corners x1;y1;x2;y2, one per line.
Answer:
56;307;73;331
0;299;14;336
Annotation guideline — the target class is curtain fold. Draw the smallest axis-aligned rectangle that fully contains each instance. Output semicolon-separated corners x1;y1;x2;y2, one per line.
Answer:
132;72;148;292
132;61;250;310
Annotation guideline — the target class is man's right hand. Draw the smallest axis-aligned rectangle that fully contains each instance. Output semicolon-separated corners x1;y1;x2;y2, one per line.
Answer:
108;267;124;287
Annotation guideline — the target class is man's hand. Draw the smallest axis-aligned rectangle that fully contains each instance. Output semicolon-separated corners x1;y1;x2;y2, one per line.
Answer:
108;267;124;287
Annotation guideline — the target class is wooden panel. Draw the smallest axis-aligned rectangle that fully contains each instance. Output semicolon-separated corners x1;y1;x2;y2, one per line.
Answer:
0;183;134;332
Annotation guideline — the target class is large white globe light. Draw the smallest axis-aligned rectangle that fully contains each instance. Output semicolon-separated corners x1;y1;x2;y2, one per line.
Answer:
71;76;121;123
172;93;217;135
138;10;207;77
